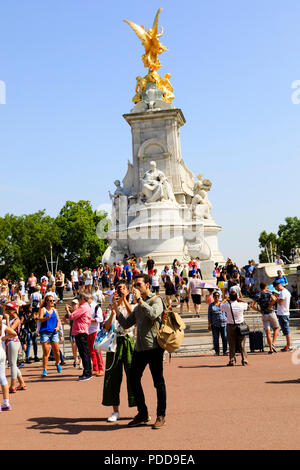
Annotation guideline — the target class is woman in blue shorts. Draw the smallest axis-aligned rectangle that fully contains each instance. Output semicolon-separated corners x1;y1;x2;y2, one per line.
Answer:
39;295;62;378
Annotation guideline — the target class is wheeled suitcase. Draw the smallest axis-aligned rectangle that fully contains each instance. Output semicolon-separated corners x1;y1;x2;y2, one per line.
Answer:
249;331;264;352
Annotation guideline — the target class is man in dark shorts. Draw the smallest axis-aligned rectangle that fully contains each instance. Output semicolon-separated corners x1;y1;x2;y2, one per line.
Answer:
188;273;202;317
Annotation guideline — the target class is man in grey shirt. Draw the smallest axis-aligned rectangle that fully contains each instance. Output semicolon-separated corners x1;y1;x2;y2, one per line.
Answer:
114;273;166;429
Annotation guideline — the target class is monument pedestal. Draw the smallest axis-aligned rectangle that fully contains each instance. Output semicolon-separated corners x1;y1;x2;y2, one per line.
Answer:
102;87;224;272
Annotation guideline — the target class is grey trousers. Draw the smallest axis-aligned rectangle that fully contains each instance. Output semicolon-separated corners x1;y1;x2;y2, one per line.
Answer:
7;341;21;379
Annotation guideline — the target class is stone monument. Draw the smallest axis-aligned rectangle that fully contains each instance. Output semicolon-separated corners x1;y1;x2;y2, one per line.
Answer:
102;8;224;276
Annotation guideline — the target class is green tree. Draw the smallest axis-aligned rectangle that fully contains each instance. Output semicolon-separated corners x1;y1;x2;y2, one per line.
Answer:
56;200;108;275
258;217;300;263
0;211;62;279
258;230;278;263
277;217;300;258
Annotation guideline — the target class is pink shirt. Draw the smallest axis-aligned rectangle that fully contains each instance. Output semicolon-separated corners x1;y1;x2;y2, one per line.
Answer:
68;302;92;336
28;276;37;287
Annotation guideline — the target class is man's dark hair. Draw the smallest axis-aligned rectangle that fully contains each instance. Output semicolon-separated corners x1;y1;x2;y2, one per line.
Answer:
134;273;151;285
229;291;238;301
260;282;267;290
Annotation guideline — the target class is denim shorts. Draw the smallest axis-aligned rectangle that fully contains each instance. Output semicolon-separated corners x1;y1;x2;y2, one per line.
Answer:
277;315;290;335
40;331;59;343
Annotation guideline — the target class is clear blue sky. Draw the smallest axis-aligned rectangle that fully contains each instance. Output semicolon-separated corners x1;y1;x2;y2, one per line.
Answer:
0;0;299;267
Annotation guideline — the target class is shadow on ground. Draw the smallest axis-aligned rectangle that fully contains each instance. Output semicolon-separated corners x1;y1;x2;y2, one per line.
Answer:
27;416;135;434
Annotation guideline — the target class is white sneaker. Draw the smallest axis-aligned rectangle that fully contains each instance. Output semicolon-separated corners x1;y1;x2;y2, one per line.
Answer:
107;412;119;422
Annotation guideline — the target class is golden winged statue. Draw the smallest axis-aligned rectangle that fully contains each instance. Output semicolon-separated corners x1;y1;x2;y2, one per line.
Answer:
124;7;167;73
124;8;174;104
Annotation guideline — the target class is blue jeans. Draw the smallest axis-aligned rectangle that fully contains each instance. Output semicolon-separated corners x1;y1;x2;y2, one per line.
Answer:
277;315;290;335
26;331;38;358
211;325;227;354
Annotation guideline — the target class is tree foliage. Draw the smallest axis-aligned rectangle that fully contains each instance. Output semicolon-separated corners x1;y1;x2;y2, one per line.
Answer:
0;201;109;280
56;200;108;273
258;217;300;263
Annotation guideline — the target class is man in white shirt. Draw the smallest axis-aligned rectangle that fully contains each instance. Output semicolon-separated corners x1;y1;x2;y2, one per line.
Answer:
188;273;202;317
220;291;248;366
71;267;79;297
137;257;144;273
275;255;284;266
273;280;292;351
87;296;104;376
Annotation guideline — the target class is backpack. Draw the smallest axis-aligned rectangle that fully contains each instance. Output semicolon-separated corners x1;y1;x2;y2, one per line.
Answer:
150;296;186;353
31;294;40;309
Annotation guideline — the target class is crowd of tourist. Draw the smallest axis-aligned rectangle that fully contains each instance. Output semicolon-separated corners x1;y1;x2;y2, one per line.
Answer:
0;253;296;426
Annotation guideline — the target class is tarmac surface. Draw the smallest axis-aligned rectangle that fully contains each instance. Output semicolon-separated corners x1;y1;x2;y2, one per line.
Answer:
1;350;300;451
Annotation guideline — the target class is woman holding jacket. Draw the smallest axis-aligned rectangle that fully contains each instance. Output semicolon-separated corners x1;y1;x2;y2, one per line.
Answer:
102;280;136;422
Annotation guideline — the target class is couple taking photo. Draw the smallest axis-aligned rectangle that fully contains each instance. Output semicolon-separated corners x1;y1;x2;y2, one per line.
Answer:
102;274;167;430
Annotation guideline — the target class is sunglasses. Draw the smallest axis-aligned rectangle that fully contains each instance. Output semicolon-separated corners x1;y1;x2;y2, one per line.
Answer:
134;282;143;287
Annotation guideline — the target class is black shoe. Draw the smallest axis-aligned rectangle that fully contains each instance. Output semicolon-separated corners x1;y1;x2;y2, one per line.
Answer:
77;375;93;382
223;352;228;356
128;414;151;427
227;362;235;367
34;357;40;362
25;358;32;364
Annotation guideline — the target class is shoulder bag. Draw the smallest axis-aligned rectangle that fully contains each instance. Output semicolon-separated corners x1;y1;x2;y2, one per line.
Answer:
228;301;249;336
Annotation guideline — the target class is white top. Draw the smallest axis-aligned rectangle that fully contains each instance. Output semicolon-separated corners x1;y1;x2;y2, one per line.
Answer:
45;291;58;300
19;281;25;294
88;300;103;334
220;301;248;324
179;285;188;299
0;323;5;351
30;292;42;307
106;289;115;305
276;288;291;316
92;290;105;304
152;274;159;287
189;278;202;295
71;270;79;282
113;306;134;337
138;261;144;271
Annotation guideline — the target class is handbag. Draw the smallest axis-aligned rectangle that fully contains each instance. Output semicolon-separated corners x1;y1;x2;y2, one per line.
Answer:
228;301;249;336
93;323;117;353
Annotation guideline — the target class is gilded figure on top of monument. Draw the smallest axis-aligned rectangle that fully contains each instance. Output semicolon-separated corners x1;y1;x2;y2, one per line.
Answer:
124;7;175;105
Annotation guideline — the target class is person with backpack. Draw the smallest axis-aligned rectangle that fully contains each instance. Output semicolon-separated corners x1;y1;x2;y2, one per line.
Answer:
20;304;39;363
273;270;288;288
250;282;279;354
87;295;104;376
114;274;166;430
30;286;42;312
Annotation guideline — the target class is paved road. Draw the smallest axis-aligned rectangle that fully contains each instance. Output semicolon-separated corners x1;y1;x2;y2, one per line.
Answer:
1;351;300;450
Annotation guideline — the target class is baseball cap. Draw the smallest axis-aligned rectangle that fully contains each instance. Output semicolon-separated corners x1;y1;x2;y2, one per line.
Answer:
5;302;19;311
